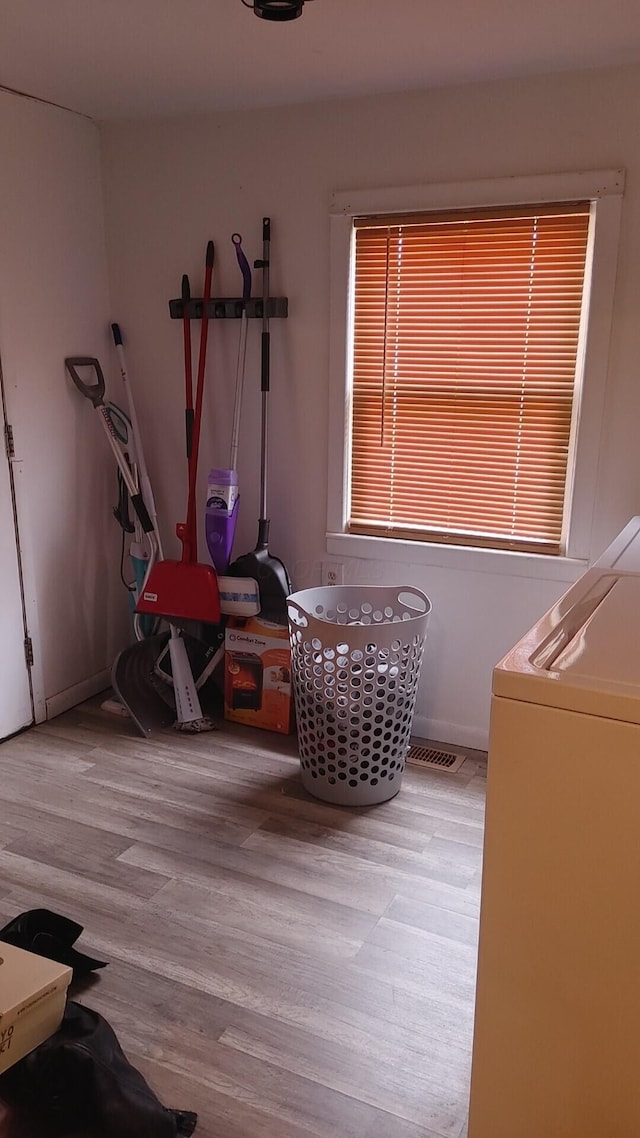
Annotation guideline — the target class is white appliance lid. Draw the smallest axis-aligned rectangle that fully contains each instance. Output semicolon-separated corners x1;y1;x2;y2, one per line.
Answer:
593;515;640;572
494;571;640;723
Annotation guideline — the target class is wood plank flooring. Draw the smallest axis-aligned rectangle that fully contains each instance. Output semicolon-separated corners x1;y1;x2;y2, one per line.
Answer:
0;698;486;1138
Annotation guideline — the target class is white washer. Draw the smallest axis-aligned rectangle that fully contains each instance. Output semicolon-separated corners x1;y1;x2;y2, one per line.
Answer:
469;518;640;1138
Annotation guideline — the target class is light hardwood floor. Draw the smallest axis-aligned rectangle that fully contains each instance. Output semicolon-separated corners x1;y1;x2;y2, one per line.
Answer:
0;698;486;1138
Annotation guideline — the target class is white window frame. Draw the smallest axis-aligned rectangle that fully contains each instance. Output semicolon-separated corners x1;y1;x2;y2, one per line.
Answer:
327;169;624;584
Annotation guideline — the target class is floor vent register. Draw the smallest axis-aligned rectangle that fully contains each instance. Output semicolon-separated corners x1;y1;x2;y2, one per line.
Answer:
406;745;466;773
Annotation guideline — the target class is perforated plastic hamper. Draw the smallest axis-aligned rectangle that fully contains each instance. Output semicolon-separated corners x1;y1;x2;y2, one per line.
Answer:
287;585;431;805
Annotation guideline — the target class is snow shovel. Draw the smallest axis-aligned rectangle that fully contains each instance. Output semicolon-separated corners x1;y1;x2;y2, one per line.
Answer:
64;357;156;552
136;241;221;625
65;354;212;735
228;218;291;626
109;326;216;733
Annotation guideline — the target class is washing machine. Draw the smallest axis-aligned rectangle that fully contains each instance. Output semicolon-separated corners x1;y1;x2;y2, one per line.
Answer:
469;517;640;1137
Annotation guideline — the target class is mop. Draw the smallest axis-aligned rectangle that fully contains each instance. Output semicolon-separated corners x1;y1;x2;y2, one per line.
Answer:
205;232;251;574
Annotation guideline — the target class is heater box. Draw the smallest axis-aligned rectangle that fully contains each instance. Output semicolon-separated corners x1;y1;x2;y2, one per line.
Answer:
0;943;72;1074
224;616;294;734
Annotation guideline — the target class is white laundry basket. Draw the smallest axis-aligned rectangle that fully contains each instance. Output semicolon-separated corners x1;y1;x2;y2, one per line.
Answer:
287;585;431;806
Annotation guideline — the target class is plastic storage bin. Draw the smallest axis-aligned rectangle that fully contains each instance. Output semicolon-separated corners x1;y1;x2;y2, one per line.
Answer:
287;585;431;805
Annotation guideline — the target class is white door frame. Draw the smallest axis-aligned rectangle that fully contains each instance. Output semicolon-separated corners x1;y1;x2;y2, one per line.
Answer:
0;366;45;728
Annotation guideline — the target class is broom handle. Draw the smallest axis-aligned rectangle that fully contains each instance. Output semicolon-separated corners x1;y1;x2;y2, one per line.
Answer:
182;274;194;467
230;233;252;470
259;217;270;540
183;241;214;563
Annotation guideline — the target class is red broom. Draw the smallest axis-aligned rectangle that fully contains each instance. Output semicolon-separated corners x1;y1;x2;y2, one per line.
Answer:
136;241;220;624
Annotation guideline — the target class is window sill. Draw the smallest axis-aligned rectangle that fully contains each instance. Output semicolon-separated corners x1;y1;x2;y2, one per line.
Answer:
326;531;588;584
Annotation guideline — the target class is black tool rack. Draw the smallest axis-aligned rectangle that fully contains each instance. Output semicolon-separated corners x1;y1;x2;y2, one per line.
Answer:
169;297;288;320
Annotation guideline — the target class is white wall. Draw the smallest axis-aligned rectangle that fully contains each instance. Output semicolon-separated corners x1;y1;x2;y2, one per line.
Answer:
100;63;640;748
0;90;130;716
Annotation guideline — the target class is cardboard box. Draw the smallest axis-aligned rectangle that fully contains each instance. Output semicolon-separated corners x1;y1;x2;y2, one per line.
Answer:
0;942;72;1073
225;615;294;734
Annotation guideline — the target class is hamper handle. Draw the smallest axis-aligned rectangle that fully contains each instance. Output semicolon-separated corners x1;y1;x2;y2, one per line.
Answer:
286;598;310;628
397;587;430;615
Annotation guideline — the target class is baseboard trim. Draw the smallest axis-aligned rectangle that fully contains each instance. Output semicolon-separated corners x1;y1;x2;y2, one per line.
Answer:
45;669;111;721
411;713;489;753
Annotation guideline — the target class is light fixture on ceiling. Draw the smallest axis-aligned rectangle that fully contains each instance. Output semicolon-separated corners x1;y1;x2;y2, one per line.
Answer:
242;0;314;21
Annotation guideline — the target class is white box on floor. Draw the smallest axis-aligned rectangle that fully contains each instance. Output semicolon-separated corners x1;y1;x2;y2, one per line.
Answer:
0;942;72;1073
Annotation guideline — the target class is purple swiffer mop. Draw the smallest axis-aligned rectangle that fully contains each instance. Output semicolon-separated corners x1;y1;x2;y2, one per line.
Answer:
205;233;252;574
205;465;240;573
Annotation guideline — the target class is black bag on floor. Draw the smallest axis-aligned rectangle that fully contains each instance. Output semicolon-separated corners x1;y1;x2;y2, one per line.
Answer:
0;1002;197;1138
0;909;107;978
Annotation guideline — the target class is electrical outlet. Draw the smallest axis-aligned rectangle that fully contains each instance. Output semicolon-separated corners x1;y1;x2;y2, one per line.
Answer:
322;562;344;586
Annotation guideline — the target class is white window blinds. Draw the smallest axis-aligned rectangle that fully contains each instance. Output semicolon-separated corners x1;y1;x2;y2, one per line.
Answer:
349;202;591;554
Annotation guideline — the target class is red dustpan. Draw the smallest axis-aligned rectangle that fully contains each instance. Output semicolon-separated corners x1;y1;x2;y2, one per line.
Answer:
137;242;220;625
136;557;219;623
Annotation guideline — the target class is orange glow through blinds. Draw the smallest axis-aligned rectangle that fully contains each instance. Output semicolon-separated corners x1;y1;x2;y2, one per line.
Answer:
349;203;591;554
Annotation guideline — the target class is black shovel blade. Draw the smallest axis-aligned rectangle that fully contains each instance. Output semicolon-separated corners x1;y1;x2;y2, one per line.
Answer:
229;545;291;627
111;634;175;737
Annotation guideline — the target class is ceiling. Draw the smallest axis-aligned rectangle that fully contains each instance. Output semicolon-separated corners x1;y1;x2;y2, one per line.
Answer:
4;0;640;121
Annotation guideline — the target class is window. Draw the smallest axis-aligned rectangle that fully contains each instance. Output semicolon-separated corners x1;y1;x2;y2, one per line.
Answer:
351;203;590;555
328;171;623;570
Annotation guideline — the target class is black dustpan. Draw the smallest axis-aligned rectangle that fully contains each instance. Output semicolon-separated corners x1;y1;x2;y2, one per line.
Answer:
230;521;291;625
